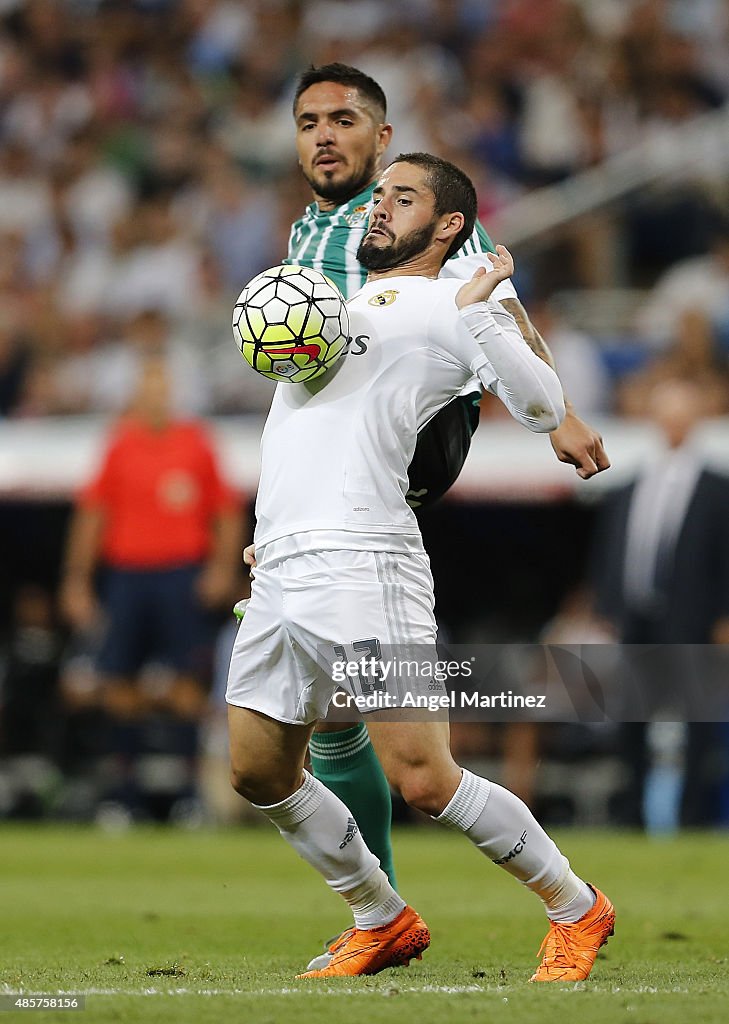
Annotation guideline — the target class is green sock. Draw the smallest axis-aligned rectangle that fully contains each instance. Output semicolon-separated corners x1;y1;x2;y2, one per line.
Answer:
309;723;398;891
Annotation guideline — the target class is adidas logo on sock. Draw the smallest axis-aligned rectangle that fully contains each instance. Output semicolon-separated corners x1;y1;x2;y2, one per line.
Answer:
339;816;359;849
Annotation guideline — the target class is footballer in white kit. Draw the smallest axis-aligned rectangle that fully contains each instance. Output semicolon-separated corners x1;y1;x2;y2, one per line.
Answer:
226;153;615;984
226;271;564;723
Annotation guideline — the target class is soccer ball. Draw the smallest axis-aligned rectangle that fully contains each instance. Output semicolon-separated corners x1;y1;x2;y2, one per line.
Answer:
232;265;349;383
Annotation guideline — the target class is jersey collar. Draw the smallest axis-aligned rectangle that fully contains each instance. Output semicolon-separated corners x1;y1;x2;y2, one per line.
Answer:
307;183;375;219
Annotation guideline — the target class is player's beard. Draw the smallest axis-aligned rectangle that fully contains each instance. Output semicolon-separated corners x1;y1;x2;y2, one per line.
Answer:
303;153;377;204
357;220;437;271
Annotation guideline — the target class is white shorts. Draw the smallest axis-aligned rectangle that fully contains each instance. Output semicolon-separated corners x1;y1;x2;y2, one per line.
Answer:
226;549;438;725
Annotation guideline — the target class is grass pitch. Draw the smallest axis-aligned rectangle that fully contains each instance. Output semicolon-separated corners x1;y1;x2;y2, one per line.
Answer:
1;824;728;1023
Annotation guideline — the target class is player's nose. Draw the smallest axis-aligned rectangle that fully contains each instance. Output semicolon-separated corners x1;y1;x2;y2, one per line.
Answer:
315;122;335;144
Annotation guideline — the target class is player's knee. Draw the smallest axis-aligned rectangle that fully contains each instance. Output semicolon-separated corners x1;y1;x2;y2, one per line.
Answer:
395;766;447;816
229;762;297;806
229;763;258;801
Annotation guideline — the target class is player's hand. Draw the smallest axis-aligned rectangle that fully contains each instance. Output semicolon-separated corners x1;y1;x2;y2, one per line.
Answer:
196;562;237;608
455;245;514;309
549;410;610;479
243;543;257;568
59;577;100;632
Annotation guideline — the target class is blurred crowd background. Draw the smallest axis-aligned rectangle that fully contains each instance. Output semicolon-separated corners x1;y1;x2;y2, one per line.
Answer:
1;0;729;831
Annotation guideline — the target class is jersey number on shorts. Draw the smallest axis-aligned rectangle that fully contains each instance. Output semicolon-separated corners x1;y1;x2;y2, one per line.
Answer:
333;638;384;695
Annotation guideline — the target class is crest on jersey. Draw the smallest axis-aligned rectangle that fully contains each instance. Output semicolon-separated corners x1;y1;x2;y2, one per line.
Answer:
368;290;399;307
344;205;369;226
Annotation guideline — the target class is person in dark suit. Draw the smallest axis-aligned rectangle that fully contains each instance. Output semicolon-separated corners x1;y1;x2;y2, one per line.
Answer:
591;378;729;827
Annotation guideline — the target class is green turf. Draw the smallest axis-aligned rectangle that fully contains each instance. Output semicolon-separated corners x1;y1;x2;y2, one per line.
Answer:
1;825;727;1023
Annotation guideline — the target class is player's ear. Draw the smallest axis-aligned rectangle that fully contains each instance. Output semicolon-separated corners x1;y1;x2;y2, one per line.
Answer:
437;212;464;243
376;122;393;156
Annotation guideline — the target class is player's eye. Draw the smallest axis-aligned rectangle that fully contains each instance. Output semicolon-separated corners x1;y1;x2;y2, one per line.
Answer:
337;119;354;127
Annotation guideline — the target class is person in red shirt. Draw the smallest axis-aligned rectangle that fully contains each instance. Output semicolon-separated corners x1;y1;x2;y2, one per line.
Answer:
60;356;243;719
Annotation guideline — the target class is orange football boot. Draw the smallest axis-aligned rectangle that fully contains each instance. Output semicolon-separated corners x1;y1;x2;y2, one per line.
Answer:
297;906;430;978
304;927;356;972
531;885;615;982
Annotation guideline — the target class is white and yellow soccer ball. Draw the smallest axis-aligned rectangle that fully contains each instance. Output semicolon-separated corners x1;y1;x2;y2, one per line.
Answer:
232;265;349;384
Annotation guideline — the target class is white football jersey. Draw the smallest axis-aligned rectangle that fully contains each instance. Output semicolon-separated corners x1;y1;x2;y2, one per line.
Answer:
253;275;561;564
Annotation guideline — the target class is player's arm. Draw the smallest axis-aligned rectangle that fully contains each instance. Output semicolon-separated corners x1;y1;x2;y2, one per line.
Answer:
498;298;555;369
454;249;565;433
194;436;247;607
449;224;610;478
498;296;610;480
197;508;245;608
59;505;105;631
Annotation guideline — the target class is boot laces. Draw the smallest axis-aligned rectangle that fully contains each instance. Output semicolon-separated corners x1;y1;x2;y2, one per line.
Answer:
328;927;356;954
537;922;578;969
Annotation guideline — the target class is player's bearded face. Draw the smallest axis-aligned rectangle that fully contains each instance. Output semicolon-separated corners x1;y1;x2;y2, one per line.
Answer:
302;151;378;205
295;83;389;207
357;217;438;271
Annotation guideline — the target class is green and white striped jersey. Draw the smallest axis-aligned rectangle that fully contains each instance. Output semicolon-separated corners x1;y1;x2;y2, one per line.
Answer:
285;182;511;301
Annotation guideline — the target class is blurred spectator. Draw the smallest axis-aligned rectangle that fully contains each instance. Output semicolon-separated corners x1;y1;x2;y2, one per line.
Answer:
0;584;63;758
0;143;54;255
137;124;201;202
53;218;115;318
212;72;293;179
594;378;729;643
619;307;729;417
56;128;133;246
103;198;201;318
0;316;30;416
3;68;93;162
591;378;729;828
183;0;254;77
0;584;64;818
186;153;281;292
635;218;729;350
52;307;211;416
530;298;613;415
11;352;59;418
516;4;594;185
179;247;276;415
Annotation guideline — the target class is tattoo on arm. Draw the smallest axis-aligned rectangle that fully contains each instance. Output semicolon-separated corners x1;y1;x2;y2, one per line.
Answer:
499;298;556;370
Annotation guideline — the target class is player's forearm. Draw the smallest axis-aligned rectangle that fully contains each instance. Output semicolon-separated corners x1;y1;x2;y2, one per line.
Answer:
498;298;556;370
62;507;105;580
499;298;579;416
209;509;244;570
459;302;565;432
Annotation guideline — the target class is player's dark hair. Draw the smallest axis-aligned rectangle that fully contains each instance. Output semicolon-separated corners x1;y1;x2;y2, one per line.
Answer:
294;63;387;121
393;152;477;262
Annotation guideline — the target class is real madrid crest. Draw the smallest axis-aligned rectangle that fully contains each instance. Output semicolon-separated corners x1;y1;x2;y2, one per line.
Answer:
368;290;399;307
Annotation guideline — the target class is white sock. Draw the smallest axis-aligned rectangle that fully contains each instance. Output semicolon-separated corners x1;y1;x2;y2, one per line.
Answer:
341;868;406;930
254;770;405;929
437;770;595;922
